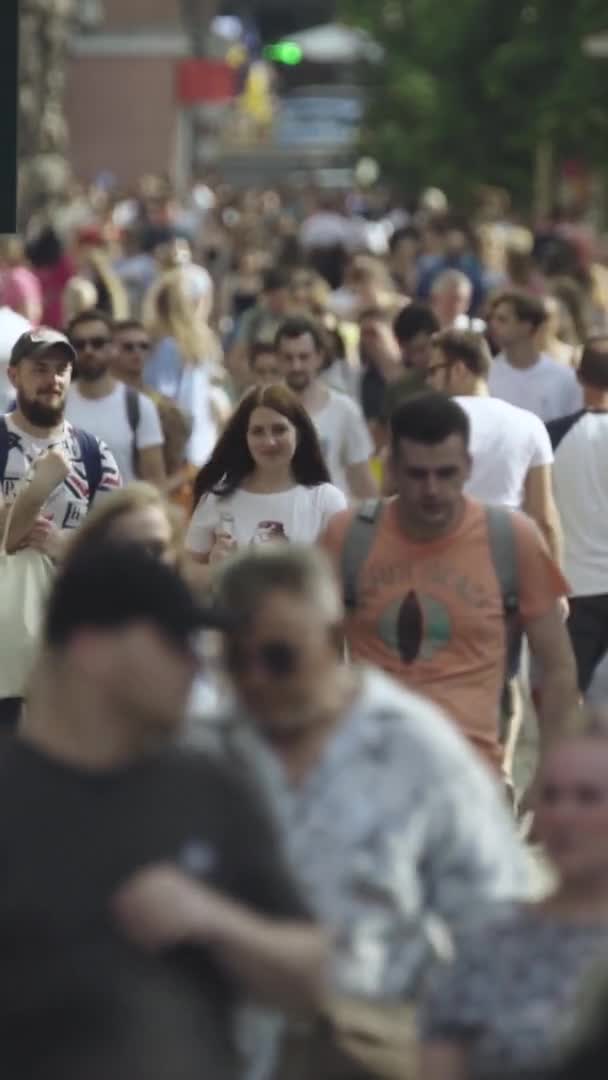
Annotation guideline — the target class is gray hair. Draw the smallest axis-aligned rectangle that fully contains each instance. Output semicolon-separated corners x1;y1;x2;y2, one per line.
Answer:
431;269;472;296
215;544;343;628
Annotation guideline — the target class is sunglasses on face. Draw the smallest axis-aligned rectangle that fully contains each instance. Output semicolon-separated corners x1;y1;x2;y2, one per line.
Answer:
71;336;111;351
120;340;150;353
226;639;299;679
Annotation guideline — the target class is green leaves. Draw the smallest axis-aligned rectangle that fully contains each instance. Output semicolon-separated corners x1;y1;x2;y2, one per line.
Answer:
340;0;608;206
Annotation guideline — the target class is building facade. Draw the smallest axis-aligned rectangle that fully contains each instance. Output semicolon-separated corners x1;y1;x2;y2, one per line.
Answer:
65;0;337;187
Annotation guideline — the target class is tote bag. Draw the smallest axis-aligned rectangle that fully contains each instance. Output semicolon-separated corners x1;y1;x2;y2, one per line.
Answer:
0;487;55;699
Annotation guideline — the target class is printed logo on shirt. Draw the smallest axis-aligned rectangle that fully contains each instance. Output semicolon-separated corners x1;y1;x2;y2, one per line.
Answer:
61;502;85;529
250;521;288;545
1;421;120;530
378;590;452;663
1;476;18;500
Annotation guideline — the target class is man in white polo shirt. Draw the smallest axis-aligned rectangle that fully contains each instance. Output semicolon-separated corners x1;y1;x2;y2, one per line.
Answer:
488;289;582;422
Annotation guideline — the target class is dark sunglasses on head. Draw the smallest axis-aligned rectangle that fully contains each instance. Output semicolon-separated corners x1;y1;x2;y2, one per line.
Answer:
120;340;150;353
71;336;111;351
226;639;299;679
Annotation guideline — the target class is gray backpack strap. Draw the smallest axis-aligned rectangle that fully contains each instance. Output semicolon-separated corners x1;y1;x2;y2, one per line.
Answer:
485;505;519;617
342;499;383;610
485;505;522;739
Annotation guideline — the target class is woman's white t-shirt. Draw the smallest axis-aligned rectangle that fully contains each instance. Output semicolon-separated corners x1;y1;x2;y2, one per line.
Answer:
186;483;347;555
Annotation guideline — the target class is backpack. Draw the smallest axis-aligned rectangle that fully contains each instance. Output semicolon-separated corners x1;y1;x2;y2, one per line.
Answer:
146;389;192;476
341;498;521;673
124;384;141;478
0;417;103;506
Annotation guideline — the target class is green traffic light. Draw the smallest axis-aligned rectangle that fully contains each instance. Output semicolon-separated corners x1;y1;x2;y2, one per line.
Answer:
263;41;303;65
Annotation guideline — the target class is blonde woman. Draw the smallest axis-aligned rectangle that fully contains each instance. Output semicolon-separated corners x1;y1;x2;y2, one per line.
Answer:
143;268;227;475
61;276;98;327
73;235;129;321
62;483;224;714
66;482;183;568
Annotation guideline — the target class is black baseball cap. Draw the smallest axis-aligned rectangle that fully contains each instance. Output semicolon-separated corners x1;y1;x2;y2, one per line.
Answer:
10;328;76;367
45;541;232;652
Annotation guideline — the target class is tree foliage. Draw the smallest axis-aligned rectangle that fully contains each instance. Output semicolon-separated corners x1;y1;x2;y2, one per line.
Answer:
340;0;608;206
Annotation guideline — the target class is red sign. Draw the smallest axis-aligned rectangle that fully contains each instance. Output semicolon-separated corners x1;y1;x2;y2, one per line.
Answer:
176;60;236;104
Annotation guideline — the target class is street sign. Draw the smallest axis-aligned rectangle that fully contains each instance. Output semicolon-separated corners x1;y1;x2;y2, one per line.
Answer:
176;60;236;105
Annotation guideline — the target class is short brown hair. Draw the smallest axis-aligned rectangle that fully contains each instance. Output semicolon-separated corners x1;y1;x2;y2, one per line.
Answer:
249;341;276;368
579;337;608;390
274;315;326;354
490;289;547;330
433;329;491;378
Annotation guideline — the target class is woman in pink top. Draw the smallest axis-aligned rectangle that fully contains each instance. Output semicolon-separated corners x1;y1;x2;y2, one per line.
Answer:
27;227;75;329
0;235;43;324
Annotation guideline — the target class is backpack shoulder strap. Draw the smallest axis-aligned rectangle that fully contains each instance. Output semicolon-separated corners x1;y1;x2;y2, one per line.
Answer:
125;386;141;476
485;505;519;616
125;385;141;433
0;417;8;483
342;498;383;610
74;428;103;506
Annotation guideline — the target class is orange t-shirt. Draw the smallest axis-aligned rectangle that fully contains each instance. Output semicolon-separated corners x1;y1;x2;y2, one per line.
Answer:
321;498;568;768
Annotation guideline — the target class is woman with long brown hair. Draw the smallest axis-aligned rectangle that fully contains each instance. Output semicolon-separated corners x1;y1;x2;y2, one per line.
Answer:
186;383;346;565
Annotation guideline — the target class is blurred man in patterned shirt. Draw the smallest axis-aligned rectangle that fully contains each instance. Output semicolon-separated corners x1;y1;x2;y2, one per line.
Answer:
197;545;533;1078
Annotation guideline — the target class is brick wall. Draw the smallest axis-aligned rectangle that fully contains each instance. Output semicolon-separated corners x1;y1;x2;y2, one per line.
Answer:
66;56;178;185
100;0;180;30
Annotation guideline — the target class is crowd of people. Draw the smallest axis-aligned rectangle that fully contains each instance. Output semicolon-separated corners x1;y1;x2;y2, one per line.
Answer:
1;174;608;1077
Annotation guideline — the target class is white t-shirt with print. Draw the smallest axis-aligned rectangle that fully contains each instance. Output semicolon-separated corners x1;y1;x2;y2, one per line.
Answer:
0;415;120;530
186;483;347;555
456;395;553;510
488;353;583;422
66;383;164;484
311;389;374;495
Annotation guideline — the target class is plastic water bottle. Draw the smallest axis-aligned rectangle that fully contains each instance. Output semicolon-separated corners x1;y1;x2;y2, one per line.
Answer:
218;511;235;540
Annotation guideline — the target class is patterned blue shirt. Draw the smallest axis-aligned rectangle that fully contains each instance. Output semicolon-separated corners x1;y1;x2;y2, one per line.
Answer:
192;667;533;999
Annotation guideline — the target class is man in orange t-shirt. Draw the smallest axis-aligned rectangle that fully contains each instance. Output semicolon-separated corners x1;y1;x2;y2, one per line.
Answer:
321;392;581;772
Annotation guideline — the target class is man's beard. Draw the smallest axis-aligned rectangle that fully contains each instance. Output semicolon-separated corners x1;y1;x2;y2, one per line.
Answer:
286;372;311;393
17;391;65;427
77;361;107;383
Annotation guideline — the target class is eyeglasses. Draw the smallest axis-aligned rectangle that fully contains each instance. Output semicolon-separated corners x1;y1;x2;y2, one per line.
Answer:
71;336;111;351
226;639;298;679
120;340;150;353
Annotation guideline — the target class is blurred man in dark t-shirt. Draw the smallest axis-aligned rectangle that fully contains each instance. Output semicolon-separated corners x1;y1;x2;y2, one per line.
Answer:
0;543;323;1078
384;302;440;420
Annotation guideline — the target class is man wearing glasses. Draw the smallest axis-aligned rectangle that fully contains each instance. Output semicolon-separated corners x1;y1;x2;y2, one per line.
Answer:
66;310;166;488
199;543;532;1078
113;318;192;487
